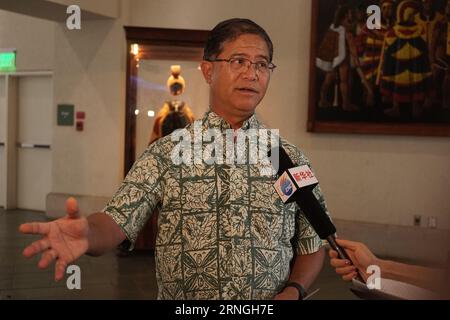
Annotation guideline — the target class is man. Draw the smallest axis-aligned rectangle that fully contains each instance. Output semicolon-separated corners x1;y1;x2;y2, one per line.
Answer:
19;18;327;300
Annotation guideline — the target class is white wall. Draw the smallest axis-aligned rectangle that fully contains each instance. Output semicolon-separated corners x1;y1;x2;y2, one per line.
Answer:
0;4;126;206
0;10;55;210
126;0;450;230
52;18;126;197
0;9;55;70
47;0;120;18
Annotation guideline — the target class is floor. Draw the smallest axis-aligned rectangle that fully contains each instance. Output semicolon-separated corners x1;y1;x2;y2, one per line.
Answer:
0;209;357;300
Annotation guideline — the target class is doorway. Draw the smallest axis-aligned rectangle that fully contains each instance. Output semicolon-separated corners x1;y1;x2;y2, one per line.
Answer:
0;72;53;211
124;26;209;174
16;75;53;211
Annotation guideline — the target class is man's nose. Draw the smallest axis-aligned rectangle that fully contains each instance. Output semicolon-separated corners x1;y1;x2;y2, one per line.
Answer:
241;63;258;80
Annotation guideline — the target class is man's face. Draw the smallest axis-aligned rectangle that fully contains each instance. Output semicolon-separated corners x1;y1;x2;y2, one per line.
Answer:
202;34;271;119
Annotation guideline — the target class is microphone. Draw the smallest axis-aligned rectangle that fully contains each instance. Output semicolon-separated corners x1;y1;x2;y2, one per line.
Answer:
270;146;364;282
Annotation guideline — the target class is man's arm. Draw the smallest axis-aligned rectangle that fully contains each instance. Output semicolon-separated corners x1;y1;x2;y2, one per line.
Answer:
86;212;127;256
274;247;325;300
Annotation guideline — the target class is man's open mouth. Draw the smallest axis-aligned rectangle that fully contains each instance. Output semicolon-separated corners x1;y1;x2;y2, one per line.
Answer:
236;87;259;93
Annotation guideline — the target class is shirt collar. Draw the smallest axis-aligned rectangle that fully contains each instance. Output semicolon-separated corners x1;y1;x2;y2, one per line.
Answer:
203;110;261;131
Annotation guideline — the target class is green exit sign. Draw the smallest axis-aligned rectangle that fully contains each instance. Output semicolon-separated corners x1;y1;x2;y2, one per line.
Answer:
0;51;16;72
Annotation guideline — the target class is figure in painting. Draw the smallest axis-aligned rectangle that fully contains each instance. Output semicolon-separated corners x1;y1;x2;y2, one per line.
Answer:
360;0;395;107
316;5;359;111
379;0;433;118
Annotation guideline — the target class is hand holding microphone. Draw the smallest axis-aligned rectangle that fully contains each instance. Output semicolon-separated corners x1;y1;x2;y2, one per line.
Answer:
328;239;378;282
270;146;365;283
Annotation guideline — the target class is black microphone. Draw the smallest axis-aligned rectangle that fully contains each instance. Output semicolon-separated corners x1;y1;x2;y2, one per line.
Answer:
270;146;364;282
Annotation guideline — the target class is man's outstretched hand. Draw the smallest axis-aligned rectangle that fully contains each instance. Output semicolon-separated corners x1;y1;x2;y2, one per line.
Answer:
19;197;89;281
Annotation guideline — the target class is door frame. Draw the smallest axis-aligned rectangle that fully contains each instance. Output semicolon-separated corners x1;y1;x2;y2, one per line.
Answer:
123;26;209;176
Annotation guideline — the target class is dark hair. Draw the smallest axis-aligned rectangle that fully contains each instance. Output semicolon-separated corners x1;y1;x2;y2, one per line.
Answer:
203;18;274;62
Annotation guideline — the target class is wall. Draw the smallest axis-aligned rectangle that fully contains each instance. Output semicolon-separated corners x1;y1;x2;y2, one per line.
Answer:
0;10;55;210
0;0;120;22
0;9;55;70
0;3;127;211
127;0;450;231
46;0;120;19
52;18;126;197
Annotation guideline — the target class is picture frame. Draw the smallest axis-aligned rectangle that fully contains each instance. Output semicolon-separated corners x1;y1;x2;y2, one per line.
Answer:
307;0;450;136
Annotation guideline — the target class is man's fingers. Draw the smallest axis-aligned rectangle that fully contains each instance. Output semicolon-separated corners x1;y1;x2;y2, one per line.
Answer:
55;259;68;281
19;222;50;235
66;197;79;218
23;239;51;258
38;249;58;269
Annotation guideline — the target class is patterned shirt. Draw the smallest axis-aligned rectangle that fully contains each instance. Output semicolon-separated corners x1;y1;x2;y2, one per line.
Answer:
103;111;329;300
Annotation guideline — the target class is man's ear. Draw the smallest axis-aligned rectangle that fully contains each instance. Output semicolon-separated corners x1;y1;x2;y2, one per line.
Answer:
200;61;213;84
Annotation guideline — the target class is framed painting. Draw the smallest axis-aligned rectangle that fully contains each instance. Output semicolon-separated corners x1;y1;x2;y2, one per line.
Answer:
308;0;450;136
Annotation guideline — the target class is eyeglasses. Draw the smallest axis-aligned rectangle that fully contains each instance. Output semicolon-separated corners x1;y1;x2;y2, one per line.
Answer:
207;57;276;74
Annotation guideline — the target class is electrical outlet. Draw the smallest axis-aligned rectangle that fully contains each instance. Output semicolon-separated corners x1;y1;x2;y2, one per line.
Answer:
428;216;437;229
414;215;422;227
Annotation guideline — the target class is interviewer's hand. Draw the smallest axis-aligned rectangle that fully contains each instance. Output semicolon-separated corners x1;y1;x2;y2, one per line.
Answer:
19;197;89;281
328;239;379;282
